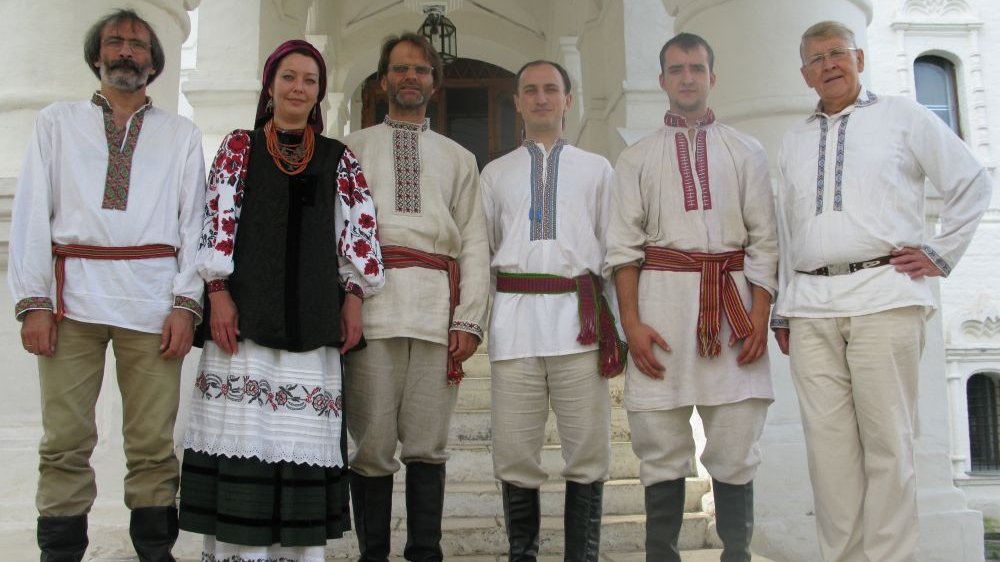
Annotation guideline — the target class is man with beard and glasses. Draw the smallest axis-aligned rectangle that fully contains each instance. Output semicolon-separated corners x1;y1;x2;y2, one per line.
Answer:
8;8;204;562
605;33;778;562
342;32;489;562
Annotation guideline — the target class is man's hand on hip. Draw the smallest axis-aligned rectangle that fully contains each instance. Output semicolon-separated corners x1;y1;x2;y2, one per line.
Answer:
890;247;944;280
22;310;58;356
160;308;195;359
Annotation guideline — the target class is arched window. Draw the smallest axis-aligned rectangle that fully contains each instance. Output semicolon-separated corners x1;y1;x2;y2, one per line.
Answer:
967;373;1000;472
914;55;962;137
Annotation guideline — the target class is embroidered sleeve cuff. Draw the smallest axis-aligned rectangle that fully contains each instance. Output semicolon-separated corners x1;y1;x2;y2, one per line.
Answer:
770;316;789;330
15;297;54;321
920;244;952;277
344;281;365;300
206;278;228;293
450;320;484;340
173;296;204;324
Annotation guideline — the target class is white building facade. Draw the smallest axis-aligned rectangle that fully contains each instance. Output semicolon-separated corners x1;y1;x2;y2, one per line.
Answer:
0;1;997;560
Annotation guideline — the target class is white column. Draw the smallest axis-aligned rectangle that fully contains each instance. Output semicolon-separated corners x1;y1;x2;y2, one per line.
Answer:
0;0;196;542
183;0;311;158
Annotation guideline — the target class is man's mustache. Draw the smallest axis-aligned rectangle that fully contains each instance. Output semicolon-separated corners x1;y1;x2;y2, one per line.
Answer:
107;59;141;73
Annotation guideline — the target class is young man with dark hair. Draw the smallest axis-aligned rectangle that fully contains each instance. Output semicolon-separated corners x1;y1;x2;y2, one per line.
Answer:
482;59;624;562
605;33;778;562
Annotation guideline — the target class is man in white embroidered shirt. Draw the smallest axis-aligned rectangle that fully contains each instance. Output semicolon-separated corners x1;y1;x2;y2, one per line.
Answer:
7;8;205;562
343;32;489;562
772;21;991;562
481;60;625;562
605;33;778;562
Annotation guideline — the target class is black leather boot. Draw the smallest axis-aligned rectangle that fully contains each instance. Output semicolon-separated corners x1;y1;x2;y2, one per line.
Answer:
713;479;754;562
350;470;394;562
129;506;178;562
645;478;685;562
564;480;604;562
37;515;88;562
501;481;540;562
403;462;445;562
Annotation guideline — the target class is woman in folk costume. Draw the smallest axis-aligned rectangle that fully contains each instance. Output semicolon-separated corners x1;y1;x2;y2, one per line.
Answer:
178;40;385;561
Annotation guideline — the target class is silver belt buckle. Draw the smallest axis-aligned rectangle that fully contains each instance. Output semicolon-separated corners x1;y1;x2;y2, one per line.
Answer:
858;259;881;270
826;263;850;276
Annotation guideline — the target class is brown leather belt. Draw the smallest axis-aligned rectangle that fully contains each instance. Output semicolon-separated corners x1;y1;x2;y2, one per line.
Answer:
796;255;892;276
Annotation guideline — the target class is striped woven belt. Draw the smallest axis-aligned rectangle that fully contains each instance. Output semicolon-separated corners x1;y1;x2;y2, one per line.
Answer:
51;243;177;322
381;244;464;385
641;247;751;358
495;272;628;378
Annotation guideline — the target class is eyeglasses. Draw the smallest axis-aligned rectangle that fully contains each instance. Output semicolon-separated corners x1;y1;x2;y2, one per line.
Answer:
389;64;433;76
102;36;150;53
803;47;857;69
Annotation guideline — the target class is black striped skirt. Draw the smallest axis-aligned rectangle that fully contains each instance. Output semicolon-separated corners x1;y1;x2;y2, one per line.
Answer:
178;448;351;547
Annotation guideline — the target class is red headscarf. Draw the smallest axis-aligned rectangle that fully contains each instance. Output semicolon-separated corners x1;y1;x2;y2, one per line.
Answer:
254;39;327;133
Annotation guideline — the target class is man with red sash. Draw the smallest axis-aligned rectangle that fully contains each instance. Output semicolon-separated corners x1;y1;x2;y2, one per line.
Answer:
342;32;489;562
604;33;778;562
8;9;205;562
481;60;625;562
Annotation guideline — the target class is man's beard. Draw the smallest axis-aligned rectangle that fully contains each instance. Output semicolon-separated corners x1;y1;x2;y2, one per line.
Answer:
99;58;151;92
389;81;430;110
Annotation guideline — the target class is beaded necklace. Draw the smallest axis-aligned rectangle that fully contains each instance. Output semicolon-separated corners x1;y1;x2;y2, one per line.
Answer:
264;119;315;175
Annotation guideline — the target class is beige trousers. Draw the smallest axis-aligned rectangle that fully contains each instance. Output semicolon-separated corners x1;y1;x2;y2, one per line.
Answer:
344;337;456;476
36;318;182;516
628;399;769;487
789;306;925;562
490;351;611;488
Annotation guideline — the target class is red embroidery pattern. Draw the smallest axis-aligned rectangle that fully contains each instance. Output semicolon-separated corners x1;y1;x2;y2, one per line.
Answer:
194;372;342;418
695;129;712;210
92;92;150;211
386;117;428;214
14;297;54;319
200;131;383;294
675;133;698;212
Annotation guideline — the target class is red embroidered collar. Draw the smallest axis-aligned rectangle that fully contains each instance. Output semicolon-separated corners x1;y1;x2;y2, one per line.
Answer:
664;109;716;128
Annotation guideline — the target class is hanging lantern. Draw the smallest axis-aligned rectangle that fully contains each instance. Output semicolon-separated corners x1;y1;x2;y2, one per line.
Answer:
420;5;457;63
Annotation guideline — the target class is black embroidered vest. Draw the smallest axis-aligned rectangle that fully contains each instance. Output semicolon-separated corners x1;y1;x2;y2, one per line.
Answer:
226;128;348;352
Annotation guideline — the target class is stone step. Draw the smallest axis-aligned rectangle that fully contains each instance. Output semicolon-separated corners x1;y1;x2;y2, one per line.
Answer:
441;442;639;483
448;407;632;445
380;477;709;518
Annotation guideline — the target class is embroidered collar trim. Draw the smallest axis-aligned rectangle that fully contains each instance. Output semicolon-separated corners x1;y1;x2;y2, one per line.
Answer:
664;109;716;128
90;91;153;115
810;89;879;120
384;115;430;132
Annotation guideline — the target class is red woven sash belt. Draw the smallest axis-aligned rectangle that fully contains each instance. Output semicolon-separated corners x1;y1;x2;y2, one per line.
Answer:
641;247;751;358
51;243;177;322
495;272;628;378
380;244;464;385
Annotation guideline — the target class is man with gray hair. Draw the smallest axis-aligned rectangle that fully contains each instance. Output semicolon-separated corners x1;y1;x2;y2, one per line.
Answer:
773;20;991;562
9;8;205;562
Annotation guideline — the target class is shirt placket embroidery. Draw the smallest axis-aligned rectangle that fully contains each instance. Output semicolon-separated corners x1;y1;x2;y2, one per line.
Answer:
667;110;715;213
526;139;566;241
93;92;149;211
695;129;712;210
833;116;850;212
676;132;699;212
815;117;829;215
387;116;428;214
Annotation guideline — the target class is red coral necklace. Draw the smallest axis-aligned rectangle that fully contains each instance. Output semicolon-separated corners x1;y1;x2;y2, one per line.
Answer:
264;119;315;176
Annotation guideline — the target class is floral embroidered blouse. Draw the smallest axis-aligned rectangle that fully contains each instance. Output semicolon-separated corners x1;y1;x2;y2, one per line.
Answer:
197;129;385;299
